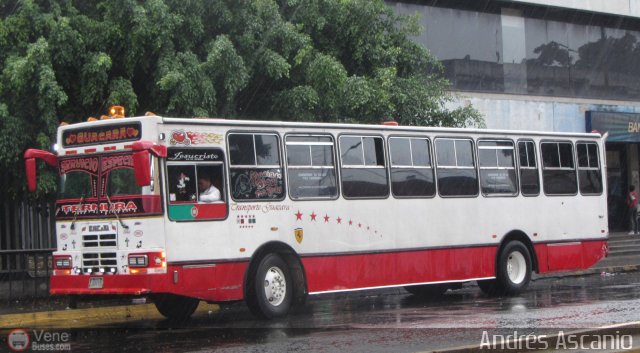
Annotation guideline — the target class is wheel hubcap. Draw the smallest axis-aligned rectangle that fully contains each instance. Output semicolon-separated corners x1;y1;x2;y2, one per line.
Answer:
506;251;527;284
263;266;286;306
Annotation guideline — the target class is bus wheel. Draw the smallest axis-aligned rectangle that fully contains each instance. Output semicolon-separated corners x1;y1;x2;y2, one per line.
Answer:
404;284;449;299
481;241;532;296
246;253;293;319
154;294;200;320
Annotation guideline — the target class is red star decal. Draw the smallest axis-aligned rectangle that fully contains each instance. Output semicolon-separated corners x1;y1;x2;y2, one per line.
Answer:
310;212;317;221
295;210;303;220
349;220;353;226
324;214;330;222
336;217;342;224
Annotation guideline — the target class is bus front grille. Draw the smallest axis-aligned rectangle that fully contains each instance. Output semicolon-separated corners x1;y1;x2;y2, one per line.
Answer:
82;252;118;274
82;233;117;248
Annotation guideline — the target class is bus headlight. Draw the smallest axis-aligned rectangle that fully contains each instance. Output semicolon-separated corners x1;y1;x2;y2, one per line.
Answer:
54;255;72;269
128;255;148;267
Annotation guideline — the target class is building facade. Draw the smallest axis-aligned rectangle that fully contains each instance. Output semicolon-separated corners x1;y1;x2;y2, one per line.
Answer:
389;0;640;230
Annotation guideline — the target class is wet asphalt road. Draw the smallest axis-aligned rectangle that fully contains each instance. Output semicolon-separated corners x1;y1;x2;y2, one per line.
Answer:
64;271;640;352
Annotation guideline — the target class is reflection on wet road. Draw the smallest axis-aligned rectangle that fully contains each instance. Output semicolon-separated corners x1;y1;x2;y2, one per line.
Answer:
55;272;640;352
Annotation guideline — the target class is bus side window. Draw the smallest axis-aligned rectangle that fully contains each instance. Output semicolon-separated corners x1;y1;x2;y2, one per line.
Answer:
285;135;338;199
541;141;577;195
517;140;540;196
435;138;478;197
478;140;517;196
576;142;602;195
389;137;435;197
339;135;389;198
228;132;285;201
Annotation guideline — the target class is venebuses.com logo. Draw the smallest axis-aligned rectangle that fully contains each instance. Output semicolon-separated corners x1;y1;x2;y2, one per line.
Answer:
7;329;30;352
6;328;71;352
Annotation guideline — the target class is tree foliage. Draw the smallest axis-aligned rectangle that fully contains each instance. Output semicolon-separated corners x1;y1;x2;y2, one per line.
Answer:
0;0;483;199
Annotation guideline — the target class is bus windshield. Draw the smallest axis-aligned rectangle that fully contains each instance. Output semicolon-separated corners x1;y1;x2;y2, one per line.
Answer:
56;153;161;219
58;170;94;199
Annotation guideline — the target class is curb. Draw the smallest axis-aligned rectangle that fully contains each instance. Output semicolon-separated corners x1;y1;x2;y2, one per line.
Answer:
535;264;640;280
0;302;220;329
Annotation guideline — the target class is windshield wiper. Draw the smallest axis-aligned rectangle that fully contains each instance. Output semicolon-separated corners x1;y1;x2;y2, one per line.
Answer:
70;194;85;231
104;193;129;230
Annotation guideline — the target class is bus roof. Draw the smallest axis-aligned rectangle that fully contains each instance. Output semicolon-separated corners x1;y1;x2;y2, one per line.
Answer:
161;116;603;140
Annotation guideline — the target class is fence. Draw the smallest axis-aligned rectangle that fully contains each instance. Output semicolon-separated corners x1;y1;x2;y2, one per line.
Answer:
0;200;56;299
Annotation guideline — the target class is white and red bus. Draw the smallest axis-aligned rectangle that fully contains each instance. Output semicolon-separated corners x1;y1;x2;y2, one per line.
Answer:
24;108;608;319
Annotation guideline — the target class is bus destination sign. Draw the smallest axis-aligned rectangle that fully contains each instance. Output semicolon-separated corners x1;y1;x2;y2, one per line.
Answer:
62;122;141;147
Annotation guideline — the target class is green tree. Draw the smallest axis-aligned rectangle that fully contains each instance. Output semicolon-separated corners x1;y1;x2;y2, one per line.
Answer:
0;0;483;199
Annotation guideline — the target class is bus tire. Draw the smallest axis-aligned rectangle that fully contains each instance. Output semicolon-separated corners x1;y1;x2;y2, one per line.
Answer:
246;253;293;319
154;294;199;321
404;283;448;299
481;241;532;296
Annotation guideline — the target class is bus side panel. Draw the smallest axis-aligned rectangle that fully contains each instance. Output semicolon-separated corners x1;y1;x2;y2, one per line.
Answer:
537;240;607;273
179;262;248;301
301;246;497;293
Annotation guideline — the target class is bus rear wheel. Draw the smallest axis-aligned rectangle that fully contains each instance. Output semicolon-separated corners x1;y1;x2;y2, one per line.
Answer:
153;294;200;320
246;253;293;319
479;241;532;296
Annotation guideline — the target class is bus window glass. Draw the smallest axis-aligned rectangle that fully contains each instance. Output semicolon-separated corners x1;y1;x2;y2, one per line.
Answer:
311;145;334;166
517;141;540;196
541;142;577;195
577;142;602;195
229;133;285;201
256;134;280;165
167;165;197;202
363;137;385;166
229;134;256;165
411;138;431;166
106;168;139;196
390;138;411;166
58;171;94;199
286;135;338;199
478;140;517;196
287;145;311;166
435;138;478;197
340;135;389;198
435;139;456;166
340;136;364;166
389;137;435;197
457;140;474;167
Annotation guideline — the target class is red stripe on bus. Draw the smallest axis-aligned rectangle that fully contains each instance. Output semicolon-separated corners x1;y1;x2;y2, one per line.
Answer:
302;246;497;293
104;146;117;151
84;148;97;153
65;150;77;155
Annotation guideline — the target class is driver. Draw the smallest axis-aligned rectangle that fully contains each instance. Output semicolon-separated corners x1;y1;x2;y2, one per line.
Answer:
198;175;221;202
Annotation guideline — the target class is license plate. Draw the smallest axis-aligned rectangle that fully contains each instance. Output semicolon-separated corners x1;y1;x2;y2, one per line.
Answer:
88;277;104;289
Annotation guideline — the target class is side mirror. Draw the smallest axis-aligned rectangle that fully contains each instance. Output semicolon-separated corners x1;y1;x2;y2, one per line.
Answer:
133;150;151;187
23;149;58;193
25;158;37;192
